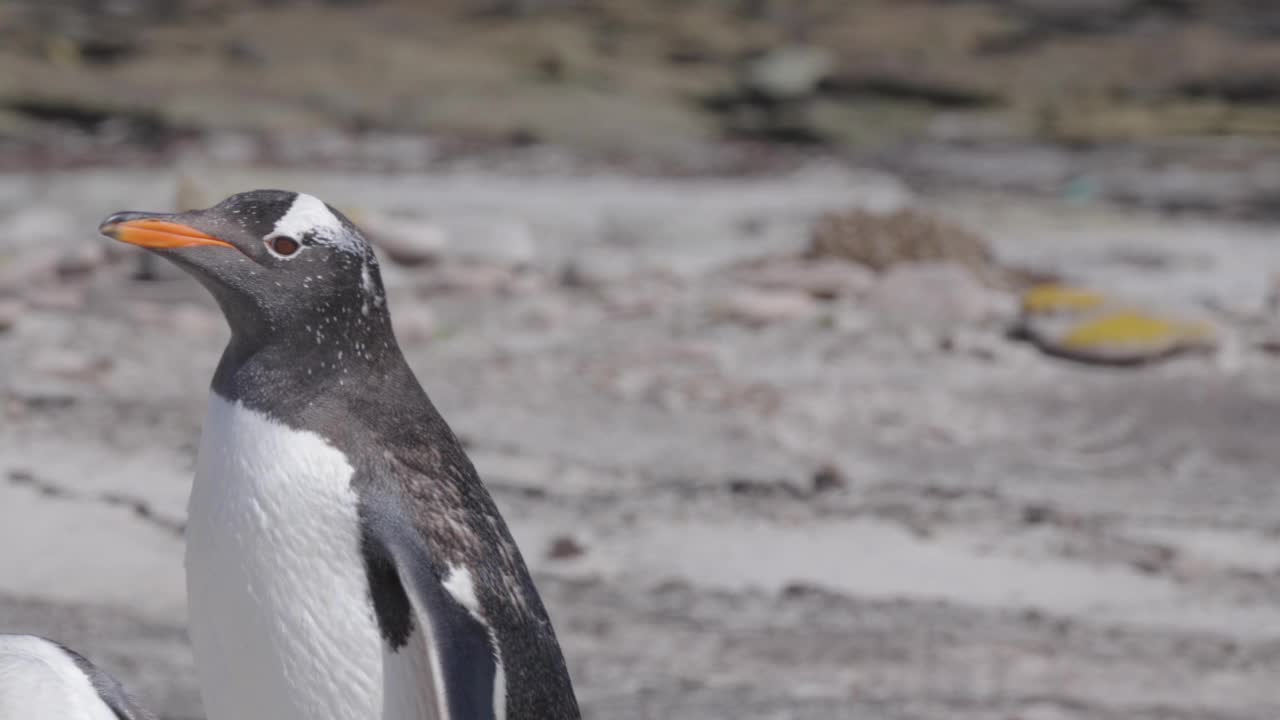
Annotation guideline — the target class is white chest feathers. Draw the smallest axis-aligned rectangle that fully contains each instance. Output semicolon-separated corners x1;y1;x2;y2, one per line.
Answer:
0;636;121;720
187;395;393;720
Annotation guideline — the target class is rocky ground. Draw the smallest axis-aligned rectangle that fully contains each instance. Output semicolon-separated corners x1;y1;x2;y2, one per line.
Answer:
3;156;1280;719
7;0;1280;213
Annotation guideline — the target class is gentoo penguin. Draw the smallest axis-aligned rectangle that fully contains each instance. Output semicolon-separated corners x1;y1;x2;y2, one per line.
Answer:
98;191;580;720
0;634;154;720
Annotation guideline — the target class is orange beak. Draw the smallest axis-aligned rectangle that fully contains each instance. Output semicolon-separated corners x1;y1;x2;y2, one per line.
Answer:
98;217;235;251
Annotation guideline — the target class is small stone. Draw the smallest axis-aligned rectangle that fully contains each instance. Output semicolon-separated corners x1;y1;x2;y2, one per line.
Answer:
133;248;188;282
0;299;23;333
167;303;226;337
516;295;572;331
1022;503;1055;525
24;285;86;311
561;249;636;288
6;206;78;248
437;216;537;268
547;535;586;560
728;257;875;300
811;464;846;494
0;249;60;292
869;261;1008;329
32;349;112;381
55;245;106;279
363;215;448;267
368;213;537;269
419;263;515;296
744;46;833;101
390;306;439;345
712;289;820;327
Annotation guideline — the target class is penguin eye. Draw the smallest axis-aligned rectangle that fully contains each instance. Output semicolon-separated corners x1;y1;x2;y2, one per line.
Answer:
269;235;300;257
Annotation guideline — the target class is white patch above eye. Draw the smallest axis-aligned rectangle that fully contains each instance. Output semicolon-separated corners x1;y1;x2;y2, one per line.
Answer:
268;192;354;252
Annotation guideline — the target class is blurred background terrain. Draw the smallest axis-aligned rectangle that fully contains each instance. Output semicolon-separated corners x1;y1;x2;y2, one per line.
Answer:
4;1;1280;718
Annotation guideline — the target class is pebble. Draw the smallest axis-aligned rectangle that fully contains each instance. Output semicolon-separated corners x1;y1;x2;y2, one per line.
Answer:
5;206;79;249
435;216;537;268
0;299;23;333
868;261;1010;329
24;285;86;311
31;349;112;381
0;249;60;292
390;305;440;345
728;257;875;300
811;464;846;494
418;263;515;296
561;249;637;288
362;214;448;267
547;535;587;560
744;46;833;100
364;212;538;269
711;288;820;327
167;304;226;338
55;245;107;279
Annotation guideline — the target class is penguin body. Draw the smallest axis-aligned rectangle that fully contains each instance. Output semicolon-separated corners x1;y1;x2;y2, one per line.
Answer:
99;191;580;720
0;634;154;720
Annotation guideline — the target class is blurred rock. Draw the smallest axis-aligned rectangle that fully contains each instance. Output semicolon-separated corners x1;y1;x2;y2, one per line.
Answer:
743;46;833;101
809;207;1015;289
5;206;78;249
375;215;537;269
55;244;106;279
560;249;637;288
23;285;86;311
31;349;112;381
173;172;209;212
418;263;514;296
514;294;572;331
390;306;439;345
725;257;875;300
547;535;586;560
166;303;225;338
811;464;846;494
0;250;60;292
133;251;188;282
711;288;820;327
869;262;1010;329
434;216;537;268
362;215;448;267
0;299;23;333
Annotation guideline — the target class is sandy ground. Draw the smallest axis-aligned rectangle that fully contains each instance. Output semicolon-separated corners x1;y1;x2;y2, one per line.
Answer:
3;162;1280;719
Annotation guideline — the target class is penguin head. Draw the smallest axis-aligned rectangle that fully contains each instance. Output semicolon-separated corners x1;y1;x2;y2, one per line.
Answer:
100;190;388;341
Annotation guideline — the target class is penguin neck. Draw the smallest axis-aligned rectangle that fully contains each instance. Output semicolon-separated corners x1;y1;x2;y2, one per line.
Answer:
210;301;408;417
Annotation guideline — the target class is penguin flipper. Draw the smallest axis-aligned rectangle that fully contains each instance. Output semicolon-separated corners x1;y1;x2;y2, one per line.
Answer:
360;493;501;720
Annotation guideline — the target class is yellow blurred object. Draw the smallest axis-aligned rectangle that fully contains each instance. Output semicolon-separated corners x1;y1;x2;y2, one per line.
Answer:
1016;283;1218;365
1020;284;1108;315
1059;311;1214;351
